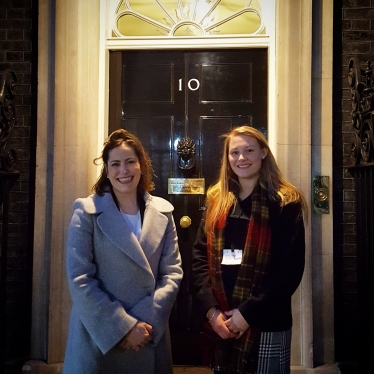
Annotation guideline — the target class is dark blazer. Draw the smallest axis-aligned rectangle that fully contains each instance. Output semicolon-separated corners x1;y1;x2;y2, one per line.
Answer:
192;198;305;332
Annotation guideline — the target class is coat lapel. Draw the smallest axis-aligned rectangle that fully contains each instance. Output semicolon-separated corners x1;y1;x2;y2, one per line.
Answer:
139;202;168;259
95;194;153;275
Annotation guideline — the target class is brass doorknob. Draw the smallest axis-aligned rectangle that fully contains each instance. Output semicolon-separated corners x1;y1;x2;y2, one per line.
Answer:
180;216;192;228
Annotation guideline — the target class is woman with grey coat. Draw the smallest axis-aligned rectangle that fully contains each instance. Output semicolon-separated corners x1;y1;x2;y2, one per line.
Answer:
63;129;183;374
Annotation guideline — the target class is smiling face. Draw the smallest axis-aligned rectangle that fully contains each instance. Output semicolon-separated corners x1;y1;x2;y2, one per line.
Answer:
228;134;268;184
106;142;141;199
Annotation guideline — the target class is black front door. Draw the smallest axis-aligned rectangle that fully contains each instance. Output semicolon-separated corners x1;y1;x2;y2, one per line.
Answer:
109;48;267;365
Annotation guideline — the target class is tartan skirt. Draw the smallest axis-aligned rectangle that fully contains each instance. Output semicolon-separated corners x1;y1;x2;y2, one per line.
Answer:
212;329;292;374
212;330;291;374
255;330;292;374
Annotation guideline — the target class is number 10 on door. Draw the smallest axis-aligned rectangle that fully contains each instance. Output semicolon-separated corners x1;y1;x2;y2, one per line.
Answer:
179;78;200;91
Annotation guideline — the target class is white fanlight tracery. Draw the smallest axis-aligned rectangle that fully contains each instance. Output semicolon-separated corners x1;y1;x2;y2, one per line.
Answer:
112;0;264;37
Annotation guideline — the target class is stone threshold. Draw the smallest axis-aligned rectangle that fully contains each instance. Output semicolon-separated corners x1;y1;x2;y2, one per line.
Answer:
22;361;341;374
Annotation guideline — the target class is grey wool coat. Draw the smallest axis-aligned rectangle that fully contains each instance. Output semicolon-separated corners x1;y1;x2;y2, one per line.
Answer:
63;192;183;374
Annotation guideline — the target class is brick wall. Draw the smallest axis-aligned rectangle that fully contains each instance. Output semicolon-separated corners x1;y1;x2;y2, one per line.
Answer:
333;0;374;367
0;0;37;366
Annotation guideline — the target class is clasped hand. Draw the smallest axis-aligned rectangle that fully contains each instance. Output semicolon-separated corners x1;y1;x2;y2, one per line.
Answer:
209;308;249;339
118;321;153;352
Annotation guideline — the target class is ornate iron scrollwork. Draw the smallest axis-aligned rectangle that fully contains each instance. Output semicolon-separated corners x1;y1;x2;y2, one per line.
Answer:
348;58;374;165
177;137;196;170
0;70;18;172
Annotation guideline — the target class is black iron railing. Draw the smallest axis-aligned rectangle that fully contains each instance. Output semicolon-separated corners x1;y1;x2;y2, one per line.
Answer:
0;69;18;173
0;70;19;367
348;58;374;165
348;58;374;373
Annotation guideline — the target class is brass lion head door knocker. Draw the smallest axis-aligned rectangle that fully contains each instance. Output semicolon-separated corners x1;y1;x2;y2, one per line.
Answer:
177;137;196;171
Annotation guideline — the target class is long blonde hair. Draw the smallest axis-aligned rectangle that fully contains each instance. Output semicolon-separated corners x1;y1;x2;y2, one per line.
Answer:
204;126;307;232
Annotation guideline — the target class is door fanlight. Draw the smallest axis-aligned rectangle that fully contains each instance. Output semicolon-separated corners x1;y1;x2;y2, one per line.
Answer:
113;0;264;37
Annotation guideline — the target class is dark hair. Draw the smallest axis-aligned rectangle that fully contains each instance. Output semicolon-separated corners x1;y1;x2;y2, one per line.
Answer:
92;129;155;196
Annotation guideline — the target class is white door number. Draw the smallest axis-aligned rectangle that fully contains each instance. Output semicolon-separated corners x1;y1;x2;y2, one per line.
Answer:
179;78;200;91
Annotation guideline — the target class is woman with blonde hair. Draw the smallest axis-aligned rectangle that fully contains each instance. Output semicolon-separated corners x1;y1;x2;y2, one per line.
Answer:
193;125;306;374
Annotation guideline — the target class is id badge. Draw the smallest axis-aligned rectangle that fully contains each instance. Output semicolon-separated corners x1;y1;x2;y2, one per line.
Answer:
221;249;243;265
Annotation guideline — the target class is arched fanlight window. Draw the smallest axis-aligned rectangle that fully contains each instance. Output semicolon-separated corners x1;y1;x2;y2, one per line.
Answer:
113;0;264;37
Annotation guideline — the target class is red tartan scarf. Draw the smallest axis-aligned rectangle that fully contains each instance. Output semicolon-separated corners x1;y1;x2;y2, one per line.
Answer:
206;184;272;373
